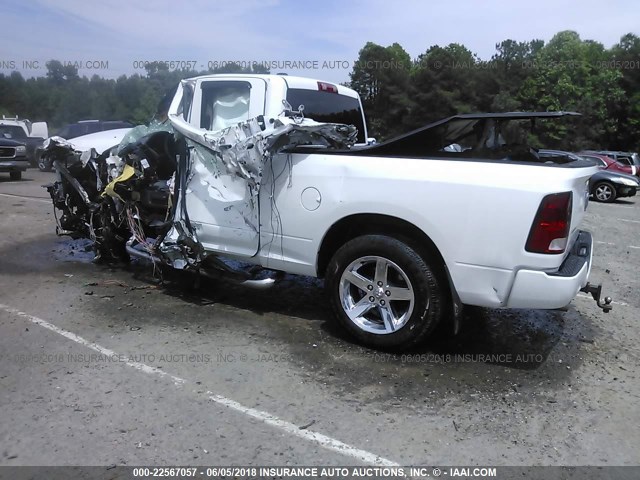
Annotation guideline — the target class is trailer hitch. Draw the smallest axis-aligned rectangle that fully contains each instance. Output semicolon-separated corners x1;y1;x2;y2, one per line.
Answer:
580;283;613;312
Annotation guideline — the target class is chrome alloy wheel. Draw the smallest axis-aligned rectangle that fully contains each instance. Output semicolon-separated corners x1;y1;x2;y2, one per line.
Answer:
338;255;416;334
595;183;614;201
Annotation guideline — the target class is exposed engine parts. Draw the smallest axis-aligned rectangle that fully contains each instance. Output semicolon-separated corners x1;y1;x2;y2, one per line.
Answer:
44;115;357;284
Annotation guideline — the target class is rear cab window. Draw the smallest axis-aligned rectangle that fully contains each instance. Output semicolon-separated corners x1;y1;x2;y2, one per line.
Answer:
286;88;366;144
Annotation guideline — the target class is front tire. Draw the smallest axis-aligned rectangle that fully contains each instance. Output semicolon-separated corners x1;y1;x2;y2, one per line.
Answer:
593;181;617;203
326;235;445;350
9;171;22;181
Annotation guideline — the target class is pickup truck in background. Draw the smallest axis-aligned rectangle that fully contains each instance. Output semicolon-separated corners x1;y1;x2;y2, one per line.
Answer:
0;137;29;180
0;115;48;167
37;120;134;171
43;74;611;350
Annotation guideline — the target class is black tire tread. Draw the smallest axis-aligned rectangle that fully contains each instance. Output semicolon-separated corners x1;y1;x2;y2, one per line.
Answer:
326;234;445;351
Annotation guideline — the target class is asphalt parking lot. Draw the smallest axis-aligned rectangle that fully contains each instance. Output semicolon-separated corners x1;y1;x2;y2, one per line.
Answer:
0;169;639;468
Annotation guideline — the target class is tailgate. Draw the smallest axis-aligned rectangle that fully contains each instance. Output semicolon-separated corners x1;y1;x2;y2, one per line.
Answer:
567;166;598;247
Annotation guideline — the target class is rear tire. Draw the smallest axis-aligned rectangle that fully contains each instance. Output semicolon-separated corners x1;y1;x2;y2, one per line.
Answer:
326;234;445;350
9;171;22;181
593;181;617;203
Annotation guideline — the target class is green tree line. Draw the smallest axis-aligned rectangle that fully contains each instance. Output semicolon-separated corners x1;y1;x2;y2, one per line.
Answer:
1;30;638;151
351;31;640;151
0;60;268;129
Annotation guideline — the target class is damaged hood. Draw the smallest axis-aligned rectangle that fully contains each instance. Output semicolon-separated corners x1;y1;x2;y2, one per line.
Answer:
48;128;132;155
43;79;358;271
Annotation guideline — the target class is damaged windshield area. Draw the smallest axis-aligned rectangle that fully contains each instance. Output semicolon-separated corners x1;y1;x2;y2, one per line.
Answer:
0;125;27;140
43;87;357;279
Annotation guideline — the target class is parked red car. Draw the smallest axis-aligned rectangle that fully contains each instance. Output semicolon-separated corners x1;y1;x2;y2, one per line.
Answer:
578;152;638;176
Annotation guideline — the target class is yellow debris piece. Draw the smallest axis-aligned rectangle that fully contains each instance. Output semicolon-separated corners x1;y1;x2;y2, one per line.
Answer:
102;164;136;200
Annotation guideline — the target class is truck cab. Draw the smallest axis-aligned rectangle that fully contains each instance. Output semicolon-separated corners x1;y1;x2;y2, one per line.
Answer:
44;74;610;350
175;74;368;144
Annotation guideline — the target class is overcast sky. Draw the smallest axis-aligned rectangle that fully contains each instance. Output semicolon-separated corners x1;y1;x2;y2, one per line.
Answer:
1;0;638;83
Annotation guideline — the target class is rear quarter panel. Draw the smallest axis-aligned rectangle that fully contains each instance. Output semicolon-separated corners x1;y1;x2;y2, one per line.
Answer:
259;153;596;307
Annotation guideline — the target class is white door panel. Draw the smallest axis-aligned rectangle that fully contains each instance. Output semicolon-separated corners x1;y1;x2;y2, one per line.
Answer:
182;78;267;257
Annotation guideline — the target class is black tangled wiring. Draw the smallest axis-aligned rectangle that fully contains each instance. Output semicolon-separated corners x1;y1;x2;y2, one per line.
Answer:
139;134;194;270
263;152;290;262
172;137;206;266
178;139;193;235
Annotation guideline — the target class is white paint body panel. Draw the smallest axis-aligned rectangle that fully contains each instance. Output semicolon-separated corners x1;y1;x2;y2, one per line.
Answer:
167;74;597;310
179;77;268;257
66;128;132;154
258;153;596;308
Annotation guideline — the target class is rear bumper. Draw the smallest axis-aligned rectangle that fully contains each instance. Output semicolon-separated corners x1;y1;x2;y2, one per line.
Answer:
506;230;592;309
0;158;29;172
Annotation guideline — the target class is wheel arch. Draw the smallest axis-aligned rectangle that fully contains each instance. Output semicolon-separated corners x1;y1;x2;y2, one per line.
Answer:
317;213;463;333
317;214;444;273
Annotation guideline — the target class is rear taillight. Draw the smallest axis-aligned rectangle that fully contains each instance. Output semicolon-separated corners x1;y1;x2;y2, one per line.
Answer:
317;81;338;93
526;192;573;254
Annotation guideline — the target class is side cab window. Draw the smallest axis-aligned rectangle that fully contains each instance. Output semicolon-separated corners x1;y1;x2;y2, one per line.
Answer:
187;78;267;131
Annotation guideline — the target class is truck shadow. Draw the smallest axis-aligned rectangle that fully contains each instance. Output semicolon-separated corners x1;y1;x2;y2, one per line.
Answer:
146;267;600;399
3;235;602;397
145;263;599;373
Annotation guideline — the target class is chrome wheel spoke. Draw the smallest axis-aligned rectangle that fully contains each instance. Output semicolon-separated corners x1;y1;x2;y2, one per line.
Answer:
596;186;611;200
339;255;415;335
346;296;374;321
387;286;413;301
379;305;396;332
374;258;388;286
344;270;372;293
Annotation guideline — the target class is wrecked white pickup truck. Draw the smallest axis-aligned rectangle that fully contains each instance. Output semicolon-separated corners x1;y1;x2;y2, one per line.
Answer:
44;74;611;350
